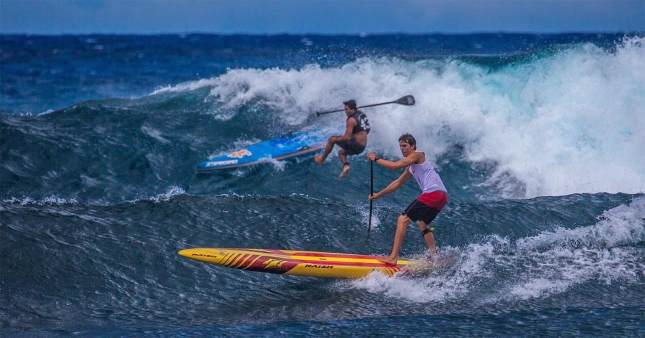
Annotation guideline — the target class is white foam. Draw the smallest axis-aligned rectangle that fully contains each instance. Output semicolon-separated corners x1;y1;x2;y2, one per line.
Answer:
518;196;645;250
349;197;645;303
490;197;644;300
266;158;287;171
360;207;381;231
350;244;490;303
150;78;220;95
146;186;186;203
151;36;645;197
3;195;78;205
140;125;171;144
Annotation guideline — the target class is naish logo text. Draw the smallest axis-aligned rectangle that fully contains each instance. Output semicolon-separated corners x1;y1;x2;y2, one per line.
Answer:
191;253;218;258
304;264;333;269
228;149;252;158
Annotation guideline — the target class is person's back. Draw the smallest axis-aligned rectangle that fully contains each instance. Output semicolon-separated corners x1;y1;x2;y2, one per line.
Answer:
349;110;370;136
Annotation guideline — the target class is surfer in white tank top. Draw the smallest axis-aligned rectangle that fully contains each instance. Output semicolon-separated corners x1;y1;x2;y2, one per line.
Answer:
408;157;447;194
366;133;448;265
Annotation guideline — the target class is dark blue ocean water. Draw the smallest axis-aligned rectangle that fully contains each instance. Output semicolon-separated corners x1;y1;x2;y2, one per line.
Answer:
1;33;645;337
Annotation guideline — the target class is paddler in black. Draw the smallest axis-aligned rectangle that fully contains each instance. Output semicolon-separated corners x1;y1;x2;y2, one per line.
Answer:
314;100;370;178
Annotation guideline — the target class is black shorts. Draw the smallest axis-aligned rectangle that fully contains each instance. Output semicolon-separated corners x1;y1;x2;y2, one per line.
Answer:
402;199;442;225
336;138;366;155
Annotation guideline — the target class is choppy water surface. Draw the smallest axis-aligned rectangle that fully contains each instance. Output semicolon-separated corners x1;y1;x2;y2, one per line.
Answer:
1;33;644;337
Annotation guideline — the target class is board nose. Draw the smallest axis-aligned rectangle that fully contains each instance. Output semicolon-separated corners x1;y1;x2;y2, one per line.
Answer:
178;248;224;264
178;248;200;258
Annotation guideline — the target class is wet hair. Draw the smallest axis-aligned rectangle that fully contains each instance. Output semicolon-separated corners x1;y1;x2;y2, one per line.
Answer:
343;100;357;111
398;133;417;149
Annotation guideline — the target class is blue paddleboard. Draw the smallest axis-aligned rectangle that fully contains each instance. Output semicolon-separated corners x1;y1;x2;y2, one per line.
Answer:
197;130;328;170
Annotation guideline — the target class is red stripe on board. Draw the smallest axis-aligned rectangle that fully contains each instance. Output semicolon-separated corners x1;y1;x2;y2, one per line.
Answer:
226;248;403;264
289;259;401;267
286;251;387;260
231;254;250;269
223;248;408;267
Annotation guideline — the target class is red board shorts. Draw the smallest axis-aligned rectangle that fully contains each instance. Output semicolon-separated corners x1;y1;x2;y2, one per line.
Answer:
402;190;448;225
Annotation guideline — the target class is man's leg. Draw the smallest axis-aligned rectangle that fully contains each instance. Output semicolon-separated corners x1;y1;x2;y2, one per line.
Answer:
314;136;337;165
417;221;437;257
378;215;412;265
338;148;350;177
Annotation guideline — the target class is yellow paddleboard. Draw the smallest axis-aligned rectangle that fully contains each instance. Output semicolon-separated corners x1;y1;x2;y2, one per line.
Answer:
178;248;432;278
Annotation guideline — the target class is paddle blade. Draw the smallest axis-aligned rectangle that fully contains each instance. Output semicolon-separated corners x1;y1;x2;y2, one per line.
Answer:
396;95;415;106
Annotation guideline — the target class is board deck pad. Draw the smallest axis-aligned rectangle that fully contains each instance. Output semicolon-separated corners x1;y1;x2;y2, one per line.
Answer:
197;130;328;170
178;248;434;278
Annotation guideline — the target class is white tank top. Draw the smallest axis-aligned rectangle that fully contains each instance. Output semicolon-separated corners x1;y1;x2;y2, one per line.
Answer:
407;152;447;194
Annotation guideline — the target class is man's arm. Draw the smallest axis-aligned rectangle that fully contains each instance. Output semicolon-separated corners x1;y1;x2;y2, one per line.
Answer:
335;118;356;141
369;170;412;200
366;151;422;170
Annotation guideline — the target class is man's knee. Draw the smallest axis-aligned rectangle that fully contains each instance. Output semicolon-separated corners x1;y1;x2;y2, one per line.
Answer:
398;215;411;225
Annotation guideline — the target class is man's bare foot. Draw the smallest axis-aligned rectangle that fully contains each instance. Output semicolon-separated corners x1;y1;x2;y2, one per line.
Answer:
377;256;398;265
339;164;350;178
314;154;324;165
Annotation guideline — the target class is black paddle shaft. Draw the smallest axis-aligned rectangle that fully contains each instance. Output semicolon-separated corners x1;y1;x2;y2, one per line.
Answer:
368;160;373;235
316;95;415;116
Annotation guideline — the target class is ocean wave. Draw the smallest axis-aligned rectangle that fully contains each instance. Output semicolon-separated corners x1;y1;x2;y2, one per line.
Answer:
153;36;645;197
2;195;79;206
352;196;645;303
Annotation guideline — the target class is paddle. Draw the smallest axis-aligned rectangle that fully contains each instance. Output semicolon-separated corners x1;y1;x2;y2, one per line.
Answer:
316;95;415;116
367;160;374;235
